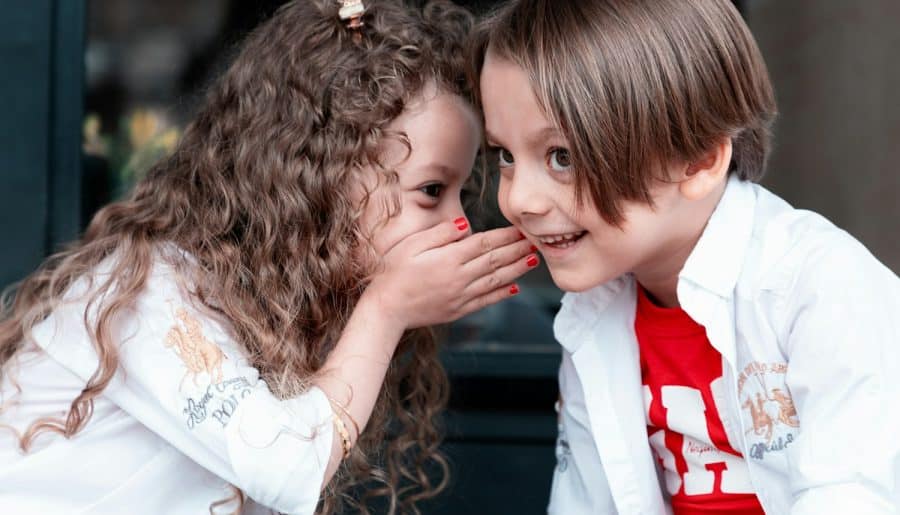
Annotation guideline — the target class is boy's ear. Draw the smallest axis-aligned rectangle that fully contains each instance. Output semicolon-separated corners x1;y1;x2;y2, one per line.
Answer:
679;137;732;201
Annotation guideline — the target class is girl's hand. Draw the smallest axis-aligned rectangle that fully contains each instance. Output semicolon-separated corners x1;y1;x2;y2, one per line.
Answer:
317;220;536;476
365;219;537;331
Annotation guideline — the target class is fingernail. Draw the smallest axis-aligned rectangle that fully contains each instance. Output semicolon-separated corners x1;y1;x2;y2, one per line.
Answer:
509;284;520;295
526;255;539;268
530;245;538;253
454;217;468;231
518;231;526;240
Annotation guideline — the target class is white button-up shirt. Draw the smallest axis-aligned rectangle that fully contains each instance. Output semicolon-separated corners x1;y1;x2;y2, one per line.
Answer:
548;177;900;514
0;254;333;514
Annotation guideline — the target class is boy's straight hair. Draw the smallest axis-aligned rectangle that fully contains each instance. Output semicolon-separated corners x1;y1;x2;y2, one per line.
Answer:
470;0;778;223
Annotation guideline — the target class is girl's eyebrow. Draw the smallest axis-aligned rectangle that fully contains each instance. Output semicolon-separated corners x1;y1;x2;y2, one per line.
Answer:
421;163;460;180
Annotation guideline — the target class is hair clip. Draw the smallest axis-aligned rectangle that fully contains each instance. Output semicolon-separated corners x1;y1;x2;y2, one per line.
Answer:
338;0;366;31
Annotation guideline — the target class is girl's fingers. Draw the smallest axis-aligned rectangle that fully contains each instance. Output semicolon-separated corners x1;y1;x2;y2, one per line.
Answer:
402;218;471;255
451;225;525;264
463;237;536;278
464;252;537;299
458;281;521;316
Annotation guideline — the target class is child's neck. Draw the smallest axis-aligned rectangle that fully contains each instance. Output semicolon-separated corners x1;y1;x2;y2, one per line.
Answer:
635;236;697;308
634;180;728;308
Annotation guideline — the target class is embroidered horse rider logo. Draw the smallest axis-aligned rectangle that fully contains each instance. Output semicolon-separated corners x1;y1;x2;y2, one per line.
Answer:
738;362;799;445
770;387;800;428
742;392;774;443
165;302;225;388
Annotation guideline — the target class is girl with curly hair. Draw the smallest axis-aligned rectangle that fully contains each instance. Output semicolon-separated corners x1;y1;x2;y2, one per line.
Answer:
0;1;538;513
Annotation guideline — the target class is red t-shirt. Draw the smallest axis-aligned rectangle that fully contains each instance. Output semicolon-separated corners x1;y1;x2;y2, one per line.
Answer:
635;286;764;515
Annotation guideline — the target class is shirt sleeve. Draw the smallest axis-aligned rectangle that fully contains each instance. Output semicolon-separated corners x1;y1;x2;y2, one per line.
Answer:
780;233;900;514
29;265;333;515
548;350;619;514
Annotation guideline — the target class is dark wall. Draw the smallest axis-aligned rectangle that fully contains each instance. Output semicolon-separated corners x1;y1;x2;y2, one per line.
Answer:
749;0;900;272
0;1;85;290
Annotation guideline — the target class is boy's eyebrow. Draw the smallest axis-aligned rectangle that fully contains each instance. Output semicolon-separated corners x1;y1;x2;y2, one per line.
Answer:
484;129;502;145
529;127;565;147
485;126;565;146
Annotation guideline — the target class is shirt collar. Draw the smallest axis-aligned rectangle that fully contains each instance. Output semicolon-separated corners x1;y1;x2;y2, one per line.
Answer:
678;175;757;299
554;275;630;352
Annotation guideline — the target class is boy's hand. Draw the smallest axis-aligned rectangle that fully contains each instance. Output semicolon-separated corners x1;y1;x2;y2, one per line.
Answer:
365;220;538;331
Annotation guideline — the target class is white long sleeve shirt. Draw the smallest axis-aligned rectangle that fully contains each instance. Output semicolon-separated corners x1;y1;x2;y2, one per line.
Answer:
0;254;333;514
548;177;900;514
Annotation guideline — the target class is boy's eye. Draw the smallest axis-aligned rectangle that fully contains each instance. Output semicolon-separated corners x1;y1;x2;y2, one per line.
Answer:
419;183;445;198
548;148;572;172
497;147;515;168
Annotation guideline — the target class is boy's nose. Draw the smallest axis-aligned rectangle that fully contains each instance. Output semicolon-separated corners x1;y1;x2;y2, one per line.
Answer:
503;166;551;219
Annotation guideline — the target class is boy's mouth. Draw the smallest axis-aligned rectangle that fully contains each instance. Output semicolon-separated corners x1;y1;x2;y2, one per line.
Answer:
537;231;587;249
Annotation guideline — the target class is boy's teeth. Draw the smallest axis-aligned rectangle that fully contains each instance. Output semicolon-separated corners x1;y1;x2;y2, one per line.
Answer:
539;231;585;244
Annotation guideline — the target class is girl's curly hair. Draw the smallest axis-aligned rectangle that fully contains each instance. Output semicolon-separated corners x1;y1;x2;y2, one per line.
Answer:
0;1;475;512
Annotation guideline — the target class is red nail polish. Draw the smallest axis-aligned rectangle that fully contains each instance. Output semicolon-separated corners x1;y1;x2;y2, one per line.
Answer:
454;217;468;231
518;232;526;240
530;245;538;253
526;255;539;267
509;284;520;295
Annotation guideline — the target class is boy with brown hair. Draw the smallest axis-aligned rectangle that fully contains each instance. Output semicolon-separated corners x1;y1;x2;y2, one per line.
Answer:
472;0;900;513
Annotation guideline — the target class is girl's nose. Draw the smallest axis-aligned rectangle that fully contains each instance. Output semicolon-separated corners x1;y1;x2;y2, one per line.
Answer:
443;199;466;227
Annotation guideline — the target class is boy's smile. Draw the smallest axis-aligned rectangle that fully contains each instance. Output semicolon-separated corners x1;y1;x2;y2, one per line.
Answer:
535;231;586;249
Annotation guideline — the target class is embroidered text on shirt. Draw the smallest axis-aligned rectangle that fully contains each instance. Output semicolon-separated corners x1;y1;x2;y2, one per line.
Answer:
183;376;253;429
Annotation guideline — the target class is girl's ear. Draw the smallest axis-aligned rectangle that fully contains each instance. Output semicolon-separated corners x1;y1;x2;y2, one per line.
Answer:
679;137;733;201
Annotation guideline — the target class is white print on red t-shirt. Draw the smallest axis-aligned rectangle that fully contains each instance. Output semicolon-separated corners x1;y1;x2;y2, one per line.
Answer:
643;379;756;496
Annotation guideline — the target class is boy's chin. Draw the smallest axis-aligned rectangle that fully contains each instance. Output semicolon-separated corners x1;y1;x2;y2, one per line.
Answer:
548;267;611;294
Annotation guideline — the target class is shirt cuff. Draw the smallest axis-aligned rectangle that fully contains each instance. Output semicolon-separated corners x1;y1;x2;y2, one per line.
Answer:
225;385;334;514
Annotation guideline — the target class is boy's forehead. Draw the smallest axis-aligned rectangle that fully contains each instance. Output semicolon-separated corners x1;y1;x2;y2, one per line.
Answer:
481;53;563;144
481;48;521;82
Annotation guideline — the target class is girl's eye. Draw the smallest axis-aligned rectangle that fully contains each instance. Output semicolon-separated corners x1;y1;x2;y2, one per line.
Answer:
548;148;572;172
497;147;515;168
420;183;445;198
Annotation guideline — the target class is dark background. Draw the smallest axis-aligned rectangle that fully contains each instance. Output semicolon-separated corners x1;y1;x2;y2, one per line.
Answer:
1;1;897;513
